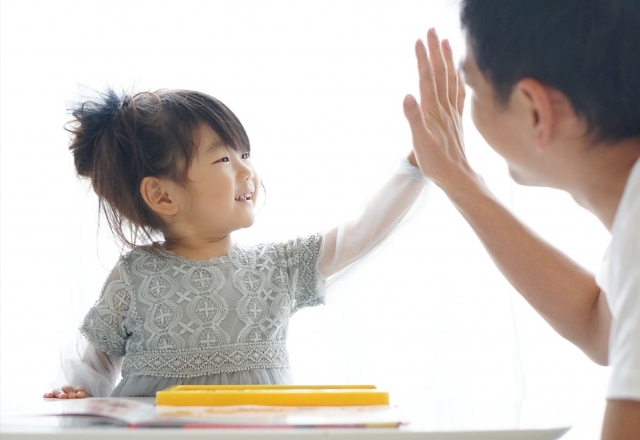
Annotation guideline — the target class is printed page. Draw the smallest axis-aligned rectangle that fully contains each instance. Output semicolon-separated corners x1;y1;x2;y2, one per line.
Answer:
39;398;405;428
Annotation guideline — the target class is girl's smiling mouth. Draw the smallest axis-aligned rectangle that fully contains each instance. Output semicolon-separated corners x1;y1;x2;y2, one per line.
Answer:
235;192;253;201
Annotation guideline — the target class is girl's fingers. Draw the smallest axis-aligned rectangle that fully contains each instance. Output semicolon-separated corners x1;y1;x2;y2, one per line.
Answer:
45;385;85;399
415;39;438;115
426;29;449;112
74;386;87;398
442;39;459;112
62;384;76;399
52;389;68;399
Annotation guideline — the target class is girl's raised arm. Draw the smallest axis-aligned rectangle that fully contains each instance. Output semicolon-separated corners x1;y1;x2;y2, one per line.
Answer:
317;153;428;287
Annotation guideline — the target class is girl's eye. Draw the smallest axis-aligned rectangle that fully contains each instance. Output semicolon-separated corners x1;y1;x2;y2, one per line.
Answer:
216;157;230;163
241;152;250;159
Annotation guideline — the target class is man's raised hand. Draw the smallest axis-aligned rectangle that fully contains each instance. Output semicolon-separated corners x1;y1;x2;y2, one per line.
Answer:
403;28;473;190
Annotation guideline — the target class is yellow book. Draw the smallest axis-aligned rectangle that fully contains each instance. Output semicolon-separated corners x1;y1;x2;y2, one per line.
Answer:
156;384;389;407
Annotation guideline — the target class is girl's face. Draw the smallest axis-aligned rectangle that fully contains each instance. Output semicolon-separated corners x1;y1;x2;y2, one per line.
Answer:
176;125;259;239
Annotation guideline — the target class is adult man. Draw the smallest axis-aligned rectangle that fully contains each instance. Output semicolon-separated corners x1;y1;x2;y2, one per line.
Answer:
403;0;639;438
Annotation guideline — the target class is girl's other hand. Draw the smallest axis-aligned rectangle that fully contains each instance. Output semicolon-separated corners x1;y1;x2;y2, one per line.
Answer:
43;385;87;399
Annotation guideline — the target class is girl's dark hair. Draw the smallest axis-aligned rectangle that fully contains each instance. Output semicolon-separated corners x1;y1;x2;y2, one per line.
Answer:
68;88;250;248
461;0;640;143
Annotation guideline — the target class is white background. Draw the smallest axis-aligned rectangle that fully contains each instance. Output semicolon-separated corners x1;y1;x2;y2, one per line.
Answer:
1;1;611;438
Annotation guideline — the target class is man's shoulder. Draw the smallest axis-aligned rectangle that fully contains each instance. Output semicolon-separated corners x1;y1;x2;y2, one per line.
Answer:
611;159;640;258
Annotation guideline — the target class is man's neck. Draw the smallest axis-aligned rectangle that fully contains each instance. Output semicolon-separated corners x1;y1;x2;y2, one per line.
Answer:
566;139;640;231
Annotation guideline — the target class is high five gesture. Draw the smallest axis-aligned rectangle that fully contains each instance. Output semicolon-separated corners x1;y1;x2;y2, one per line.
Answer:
403;29;472;191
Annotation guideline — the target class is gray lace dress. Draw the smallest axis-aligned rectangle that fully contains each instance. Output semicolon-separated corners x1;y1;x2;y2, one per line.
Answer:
80;235;322;397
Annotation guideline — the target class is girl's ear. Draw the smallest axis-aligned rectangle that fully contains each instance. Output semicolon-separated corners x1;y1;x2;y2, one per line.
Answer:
140;177;179;216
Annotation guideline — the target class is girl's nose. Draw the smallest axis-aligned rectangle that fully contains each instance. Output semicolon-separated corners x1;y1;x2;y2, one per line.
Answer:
237;156;254;181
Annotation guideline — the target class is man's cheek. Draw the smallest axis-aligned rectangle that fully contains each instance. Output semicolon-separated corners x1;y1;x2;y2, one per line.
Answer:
470;97;490;140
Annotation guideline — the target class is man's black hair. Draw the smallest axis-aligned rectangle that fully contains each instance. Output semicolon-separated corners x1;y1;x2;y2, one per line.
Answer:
460;0;640;143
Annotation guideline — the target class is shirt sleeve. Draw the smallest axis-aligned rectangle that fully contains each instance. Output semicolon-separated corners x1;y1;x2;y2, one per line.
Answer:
279;234;323;314
317;159;428;292
79;257;132;357
606;215;640;401
54;333;123;397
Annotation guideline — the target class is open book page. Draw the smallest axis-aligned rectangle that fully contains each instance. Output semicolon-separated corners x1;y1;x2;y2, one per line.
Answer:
39;398;405;428
48;398;153;425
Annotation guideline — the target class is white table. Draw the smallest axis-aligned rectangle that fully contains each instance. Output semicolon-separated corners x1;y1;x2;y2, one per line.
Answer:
0;397;570;440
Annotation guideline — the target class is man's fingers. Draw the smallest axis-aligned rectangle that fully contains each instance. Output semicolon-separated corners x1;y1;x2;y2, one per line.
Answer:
403;94;422;123
426;29;449;112
442;39;458;112
415;39;438;114
403;94;433;157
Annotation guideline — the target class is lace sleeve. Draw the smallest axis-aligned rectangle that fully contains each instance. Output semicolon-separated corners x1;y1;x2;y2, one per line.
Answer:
79;258;132;356
54;333;123;397
280;234;323;314
317;158;428;291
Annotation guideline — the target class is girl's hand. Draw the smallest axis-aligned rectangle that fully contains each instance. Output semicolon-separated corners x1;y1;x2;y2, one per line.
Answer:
403;29;476;192
43;385;87;399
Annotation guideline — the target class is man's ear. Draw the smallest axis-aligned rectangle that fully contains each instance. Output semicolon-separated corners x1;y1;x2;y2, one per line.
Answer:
514;78;554;151
140;177;179;216
514;78;579;152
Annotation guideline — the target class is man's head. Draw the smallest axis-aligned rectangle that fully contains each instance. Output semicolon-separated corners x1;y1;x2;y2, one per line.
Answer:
459;0;640;186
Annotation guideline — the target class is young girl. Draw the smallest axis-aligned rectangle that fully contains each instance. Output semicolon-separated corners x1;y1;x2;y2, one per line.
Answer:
44;88;427;398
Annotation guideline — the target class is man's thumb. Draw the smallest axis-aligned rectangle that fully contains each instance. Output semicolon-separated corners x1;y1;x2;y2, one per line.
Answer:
403;94;430;150
403;95;422;124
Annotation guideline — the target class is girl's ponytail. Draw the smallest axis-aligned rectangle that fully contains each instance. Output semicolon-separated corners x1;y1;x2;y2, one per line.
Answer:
69;89;123;178
67;89;153;248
